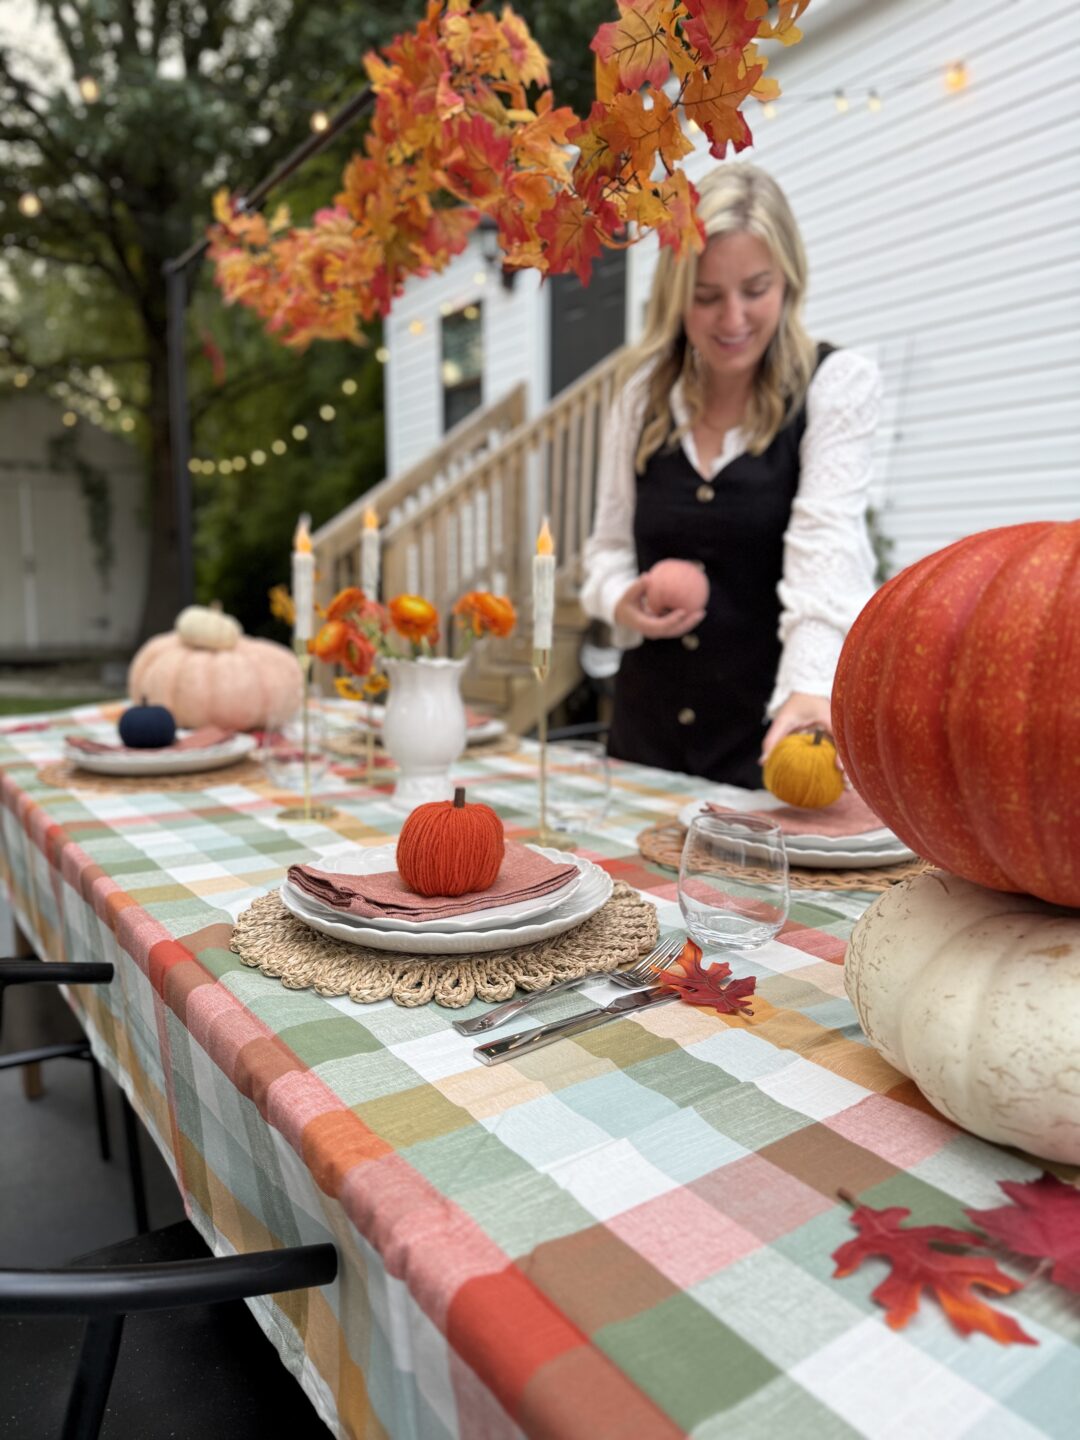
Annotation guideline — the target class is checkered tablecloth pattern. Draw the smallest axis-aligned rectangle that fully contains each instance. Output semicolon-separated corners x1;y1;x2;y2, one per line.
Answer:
1;705;1077;1440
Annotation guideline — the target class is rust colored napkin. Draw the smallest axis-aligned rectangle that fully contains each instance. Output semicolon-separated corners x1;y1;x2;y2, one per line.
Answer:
66;726;235;755
288;841;579;922
705;787;887;838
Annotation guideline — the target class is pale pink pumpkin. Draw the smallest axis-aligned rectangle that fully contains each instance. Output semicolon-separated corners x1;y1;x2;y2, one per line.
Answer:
645;558;710;616
127;633;302;731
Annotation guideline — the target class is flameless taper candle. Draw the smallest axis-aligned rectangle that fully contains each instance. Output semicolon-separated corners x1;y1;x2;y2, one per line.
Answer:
532;518;555;655
292;514;315;643
361;506;380;599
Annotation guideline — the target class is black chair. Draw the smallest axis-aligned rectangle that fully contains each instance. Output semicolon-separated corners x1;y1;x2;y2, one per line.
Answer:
0;964;339;1439
0;960;149;1233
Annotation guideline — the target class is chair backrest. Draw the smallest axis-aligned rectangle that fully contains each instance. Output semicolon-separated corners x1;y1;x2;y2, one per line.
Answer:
0;961;114;1036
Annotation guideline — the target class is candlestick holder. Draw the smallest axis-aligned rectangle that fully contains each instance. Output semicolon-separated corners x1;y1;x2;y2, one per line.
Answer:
274;646;337;822
520;646;574;851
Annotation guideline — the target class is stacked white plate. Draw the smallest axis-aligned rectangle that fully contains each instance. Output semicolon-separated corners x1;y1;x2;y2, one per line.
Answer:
63;732;257;777
280;843;614;957
316;698;507;745
676;789;915;869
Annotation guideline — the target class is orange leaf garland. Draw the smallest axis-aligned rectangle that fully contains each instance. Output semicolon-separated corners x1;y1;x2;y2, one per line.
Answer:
209;0;811;346
833;1198;1037;1346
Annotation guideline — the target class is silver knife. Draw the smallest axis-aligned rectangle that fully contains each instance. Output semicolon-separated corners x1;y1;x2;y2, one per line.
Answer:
473;985;677;1065
452;972;612;1036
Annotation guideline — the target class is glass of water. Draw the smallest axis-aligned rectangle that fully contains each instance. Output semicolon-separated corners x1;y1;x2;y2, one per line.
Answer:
678;812;789;950
259;703;330;795
547;740;611;836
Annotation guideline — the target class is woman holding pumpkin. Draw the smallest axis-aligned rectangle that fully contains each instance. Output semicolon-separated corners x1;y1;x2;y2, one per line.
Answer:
581;164;881;788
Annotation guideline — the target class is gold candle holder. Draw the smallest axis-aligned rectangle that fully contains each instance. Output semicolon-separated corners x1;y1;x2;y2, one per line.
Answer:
277;646;336;822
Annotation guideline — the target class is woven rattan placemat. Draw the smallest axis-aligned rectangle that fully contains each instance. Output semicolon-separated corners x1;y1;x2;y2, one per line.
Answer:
231;880;659;1008
38;757;267;794
637;821;932;892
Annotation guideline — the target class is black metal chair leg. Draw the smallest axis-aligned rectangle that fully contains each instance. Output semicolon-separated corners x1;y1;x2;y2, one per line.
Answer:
62;1312;125;1440
88;1056;111;1162
120;1094;149;1236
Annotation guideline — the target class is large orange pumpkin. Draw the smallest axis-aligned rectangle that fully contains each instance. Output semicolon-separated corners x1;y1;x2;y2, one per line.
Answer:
128;612;302;731
397;787;505;896
832;521;1080;907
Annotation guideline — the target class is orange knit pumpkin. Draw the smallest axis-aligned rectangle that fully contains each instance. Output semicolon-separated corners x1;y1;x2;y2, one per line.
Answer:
396;787;505;897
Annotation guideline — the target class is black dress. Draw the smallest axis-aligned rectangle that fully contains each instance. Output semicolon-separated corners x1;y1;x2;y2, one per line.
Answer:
608;346;834;788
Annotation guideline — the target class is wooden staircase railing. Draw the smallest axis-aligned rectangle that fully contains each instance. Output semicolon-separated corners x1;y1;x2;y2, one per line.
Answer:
312;349;625;732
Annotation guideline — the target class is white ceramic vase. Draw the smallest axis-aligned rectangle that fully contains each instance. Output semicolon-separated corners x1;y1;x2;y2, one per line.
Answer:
381;656;468;810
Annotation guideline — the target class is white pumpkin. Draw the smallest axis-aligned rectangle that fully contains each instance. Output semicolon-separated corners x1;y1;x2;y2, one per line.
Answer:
175;603;242;651
845;870;1080;1163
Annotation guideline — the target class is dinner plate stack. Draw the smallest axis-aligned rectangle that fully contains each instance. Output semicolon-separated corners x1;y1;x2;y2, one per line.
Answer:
63;732;257;777
676;790;916;869
280;843;614;957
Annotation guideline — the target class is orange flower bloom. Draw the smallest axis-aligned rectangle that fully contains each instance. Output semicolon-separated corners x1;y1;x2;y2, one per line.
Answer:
453;591;516;639
268;584;296;626
311;619;349;662
389;594;439;645
312;619;376;677
324;586;366;622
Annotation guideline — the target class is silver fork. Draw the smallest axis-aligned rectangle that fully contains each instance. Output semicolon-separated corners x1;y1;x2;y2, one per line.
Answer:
452;932;685;1036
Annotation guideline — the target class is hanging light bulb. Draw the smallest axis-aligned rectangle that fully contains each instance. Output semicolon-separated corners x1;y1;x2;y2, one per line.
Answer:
251;449;267;465
867;90;882;113
62;411;78;427
408;319;424;336
762;101;778;120
271;439;287;455
944;61;969;93
291;423;308;441
13;371;30;388
219;459;233;475
310;110;330;133
106;395;122;411
375;346;390;364
834;90;849;114
18;193;42;218
232;455;247;472
78;76;100;103
319;404;336;422
120;416;135;432
341;377;358;396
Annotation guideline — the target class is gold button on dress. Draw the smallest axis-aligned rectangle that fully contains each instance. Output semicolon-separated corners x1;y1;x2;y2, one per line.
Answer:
696;484;715;503
682;634;700;651
678;707;696;725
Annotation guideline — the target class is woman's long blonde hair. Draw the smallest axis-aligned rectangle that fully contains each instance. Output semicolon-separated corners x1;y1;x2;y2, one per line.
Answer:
624;164;818;470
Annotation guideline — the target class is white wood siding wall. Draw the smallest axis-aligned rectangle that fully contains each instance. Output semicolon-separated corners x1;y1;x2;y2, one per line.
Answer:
385;231;548;475
627;0;1080;574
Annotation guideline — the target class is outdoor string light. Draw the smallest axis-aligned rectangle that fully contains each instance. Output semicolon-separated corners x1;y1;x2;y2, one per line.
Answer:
77;76;100;103
310;110;330;133
17;193;42;218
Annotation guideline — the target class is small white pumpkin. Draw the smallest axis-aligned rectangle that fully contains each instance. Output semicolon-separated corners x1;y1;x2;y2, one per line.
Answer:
845;870;1080;1162
175;603;242;651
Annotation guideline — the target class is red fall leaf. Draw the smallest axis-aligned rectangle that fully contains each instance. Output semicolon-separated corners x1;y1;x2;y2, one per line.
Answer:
833;1200;1037;1346
967;1175;1080;1293
653;938;757;1014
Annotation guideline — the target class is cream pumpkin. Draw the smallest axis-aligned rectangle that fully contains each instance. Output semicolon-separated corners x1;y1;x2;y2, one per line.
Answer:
175;603;242;651
128;629;301;731
845;869;1080;1163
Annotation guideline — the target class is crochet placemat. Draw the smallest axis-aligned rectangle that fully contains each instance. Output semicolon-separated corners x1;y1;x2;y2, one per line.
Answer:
37;757;267;794
231;880;660;1008
637;821;933;892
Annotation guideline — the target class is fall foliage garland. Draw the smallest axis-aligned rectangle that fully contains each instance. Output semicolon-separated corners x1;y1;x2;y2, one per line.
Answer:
208;0;810;347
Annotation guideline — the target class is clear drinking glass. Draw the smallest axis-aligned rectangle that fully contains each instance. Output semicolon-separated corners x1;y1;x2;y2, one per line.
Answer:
259;704;330;794
547;740;611;835
678;812;790;950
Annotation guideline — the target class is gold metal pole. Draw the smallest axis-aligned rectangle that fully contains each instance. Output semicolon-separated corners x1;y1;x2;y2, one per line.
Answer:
532;646;550;847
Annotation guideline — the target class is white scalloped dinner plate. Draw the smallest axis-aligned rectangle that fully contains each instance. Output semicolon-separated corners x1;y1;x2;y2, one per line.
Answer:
318;698;506;745
64;732;257;776
285;843;583;933
675;796;907;858
279;847;613;956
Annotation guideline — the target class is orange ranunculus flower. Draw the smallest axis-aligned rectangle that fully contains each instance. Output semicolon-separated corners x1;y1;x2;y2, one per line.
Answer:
323;586;366;622
389;594;439;645
311;619;349;662
340;626;376;678
453;591;516;639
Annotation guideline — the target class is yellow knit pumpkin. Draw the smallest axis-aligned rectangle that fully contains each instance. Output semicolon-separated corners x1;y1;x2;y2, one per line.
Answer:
763;730;844;809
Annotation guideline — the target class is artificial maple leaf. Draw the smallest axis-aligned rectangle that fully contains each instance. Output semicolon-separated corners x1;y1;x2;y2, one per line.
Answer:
757;0;811;46
441;113;513;203
683;55;760;157
591;0;677;94
682;0;760;65
967;1175;1080;1293
833;1200;1037;1346
605;87;694;175
654;938;757;1014
535;189;615;285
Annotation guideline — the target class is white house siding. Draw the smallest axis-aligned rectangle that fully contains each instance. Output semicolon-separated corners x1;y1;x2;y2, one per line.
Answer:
384;230;548;475
0;395;147;656
626;0;1080;574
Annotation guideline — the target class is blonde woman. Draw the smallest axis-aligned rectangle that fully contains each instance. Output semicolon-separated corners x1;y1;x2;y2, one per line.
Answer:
581;164;881;787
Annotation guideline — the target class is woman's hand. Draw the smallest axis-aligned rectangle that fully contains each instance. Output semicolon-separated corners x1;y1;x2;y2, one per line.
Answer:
760;693;835;764
614;576;706;640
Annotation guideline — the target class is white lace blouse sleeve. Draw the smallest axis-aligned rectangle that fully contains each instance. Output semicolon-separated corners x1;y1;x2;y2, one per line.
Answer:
768;348;882;717
580;366;651;652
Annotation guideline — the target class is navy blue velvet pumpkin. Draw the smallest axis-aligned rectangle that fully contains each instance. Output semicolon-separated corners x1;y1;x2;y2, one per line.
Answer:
118;701;176;749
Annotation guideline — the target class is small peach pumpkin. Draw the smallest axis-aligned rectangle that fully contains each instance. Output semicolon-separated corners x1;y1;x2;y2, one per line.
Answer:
763;730;845;809
396;787;505;896
128;612;301;731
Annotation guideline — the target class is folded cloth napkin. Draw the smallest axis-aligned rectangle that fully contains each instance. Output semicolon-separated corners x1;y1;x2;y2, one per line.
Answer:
65;725;235;755
288;840;578;922
705;786;887;839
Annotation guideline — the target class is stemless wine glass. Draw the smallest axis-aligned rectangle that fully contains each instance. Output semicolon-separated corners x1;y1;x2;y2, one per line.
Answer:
259;703;330;795
677;812;790;950
547;740;611;836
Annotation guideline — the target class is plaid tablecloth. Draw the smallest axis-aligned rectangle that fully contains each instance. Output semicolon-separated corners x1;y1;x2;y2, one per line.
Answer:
1;705;1077;1440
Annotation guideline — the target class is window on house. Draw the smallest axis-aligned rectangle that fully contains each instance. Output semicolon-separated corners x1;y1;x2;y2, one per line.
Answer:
441;302;483;431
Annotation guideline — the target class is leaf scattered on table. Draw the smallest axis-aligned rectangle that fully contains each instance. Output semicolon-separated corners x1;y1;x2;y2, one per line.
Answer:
653;938;756;1015
832;1197;1037;1346
967;1174;1080;1293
